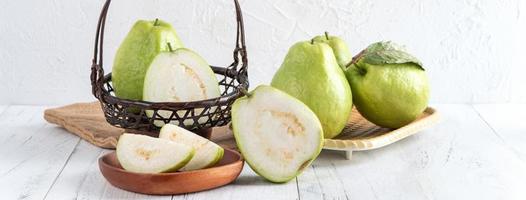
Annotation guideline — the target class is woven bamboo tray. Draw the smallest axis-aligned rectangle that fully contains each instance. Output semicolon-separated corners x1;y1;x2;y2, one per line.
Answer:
324;107;439;160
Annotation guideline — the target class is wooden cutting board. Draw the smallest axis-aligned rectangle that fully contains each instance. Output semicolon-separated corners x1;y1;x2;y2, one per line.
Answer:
43;102;237;149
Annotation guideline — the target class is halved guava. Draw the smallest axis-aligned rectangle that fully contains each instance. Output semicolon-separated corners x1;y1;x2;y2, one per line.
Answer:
116;133;194;173
143;48;221;127
231;85;324;183
159;124;224;171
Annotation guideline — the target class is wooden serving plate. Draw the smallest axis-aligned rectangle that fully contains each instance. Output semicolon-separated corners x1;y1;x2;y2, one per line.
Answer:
99;148;244;195
324;107;439;160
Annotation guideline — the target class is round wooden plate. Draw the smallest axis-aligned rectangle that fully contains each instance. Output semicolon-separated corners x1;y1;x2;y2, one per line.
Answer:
99;148;244;195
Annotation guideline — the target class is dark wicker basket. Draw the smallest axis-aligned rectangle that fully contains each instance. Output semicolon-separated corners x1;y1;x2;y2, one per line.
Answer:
90;0;249;136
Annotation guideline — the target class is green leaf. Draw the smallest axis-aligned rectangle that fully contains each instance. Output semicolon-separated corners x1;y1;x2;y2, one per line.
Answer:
361;41;424;70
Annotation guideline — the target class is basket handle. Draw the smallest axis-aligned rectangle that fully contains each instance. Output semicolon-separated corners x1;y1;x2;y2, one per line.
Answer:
91;0;248;98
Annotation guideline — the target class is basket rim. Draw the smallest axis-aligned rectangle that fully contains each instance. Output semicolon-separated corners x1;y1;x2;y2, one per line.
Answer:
91;0;249;109
98;67;249;109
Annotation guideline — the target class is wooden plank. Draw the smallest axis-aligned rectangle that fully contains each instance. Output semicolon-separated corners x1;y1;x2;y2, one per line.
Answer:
296;104;526;200
297;153;350;200
0;105;7;114
43;140;104;199
474;104;526;161
7;104;524;199
62;148;172;200
0;106;81;200
67;147;171;200
73;149;112;200
172;165;299;200
98;185;173;200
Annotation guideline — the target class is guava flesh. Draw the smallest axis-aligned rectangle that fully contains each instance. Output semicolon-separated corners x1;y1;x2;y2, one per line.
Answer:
116;134;194;173
232;85;324;183
159;124;224;171
143;48;220;127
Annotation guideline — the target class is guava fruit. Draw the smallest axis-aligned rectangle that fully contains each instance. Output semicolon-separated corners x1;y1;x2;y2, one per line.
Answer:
143;48;220;127
231;85;324;183
159;124;224;171
312;32;353;70
112;19;184;101
271;41;353;139
345;41;430;128
116;133;194;173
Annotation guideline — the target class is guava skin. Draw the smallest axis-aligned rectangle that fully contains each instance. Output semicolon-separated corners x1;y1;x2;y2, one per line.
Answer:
312;34;353;70
346;61;429;128
271;42;352;139
112;19;184;100
158;124;224;171
231;85;324;183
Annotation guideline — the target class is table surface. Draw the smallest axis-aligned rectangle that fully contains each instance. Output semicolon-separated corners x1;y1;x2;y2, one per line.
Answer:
0;104;525;200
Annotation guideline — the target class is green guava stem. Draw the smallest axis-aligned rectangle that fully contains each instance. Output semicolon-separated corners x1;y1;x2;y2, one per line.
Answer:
240;88;252;98
311;39;315;45
348;49;367;67
154;18;160;26
356;66;367;76
167;43;174;52
325;32;330;40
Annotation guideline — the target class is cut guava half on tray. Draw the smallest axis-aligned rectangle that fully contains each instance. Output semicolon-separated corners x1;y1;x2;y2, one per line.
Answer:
159;124;224;171
116;133;195;173
143;48;221;127
231;85;324;183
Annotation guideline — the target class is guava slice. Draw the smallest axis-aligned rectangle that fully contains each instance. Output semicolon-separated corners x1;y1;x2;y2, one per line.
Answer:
116;133;194;173
231;85;324;183
143;48;221;127
159;124;224;171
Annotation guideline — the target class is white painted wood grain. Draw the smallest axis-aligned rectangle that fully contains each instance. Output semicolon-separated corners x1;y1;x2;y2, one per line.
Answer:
297;154;350;200
173;165;299;200
98;184;173;200
0;106;80;200
474;104;526;161
43;140;104;200
0;105;7;114
301;104;526;200
61;148;172;200
74;149;112;200
3;105;526;200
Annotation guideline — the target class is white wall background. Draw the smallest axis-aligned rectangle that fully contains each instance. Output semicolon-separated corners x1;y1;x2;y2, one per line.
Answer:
0;0;525;105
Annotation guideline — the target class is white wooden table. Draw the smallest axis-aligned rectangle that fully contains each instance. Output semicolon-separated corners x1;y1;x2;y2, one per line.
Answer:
1;104;525;200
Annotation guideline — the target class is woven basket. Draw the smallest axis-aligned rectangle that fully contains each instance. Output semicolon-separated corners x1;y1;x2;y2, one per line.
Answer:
90;0;249;136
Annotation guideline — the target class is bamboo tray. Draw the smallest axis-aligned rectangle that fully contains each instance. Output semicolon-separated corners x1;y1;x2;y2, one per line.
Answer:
324;107;439;160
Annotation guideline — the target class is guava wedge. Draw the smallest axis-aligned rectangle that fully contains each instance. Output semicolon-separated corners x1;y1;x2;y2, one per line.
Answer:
159;124;224;171
116;133;194;173
143;48;221;127
231;85;324;183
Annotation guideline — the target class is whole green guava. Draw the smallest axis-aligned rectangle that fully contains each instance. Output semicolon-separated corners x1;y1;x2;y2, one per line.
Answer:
112;19;184;100
272;41;353;139
346;41;429;128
